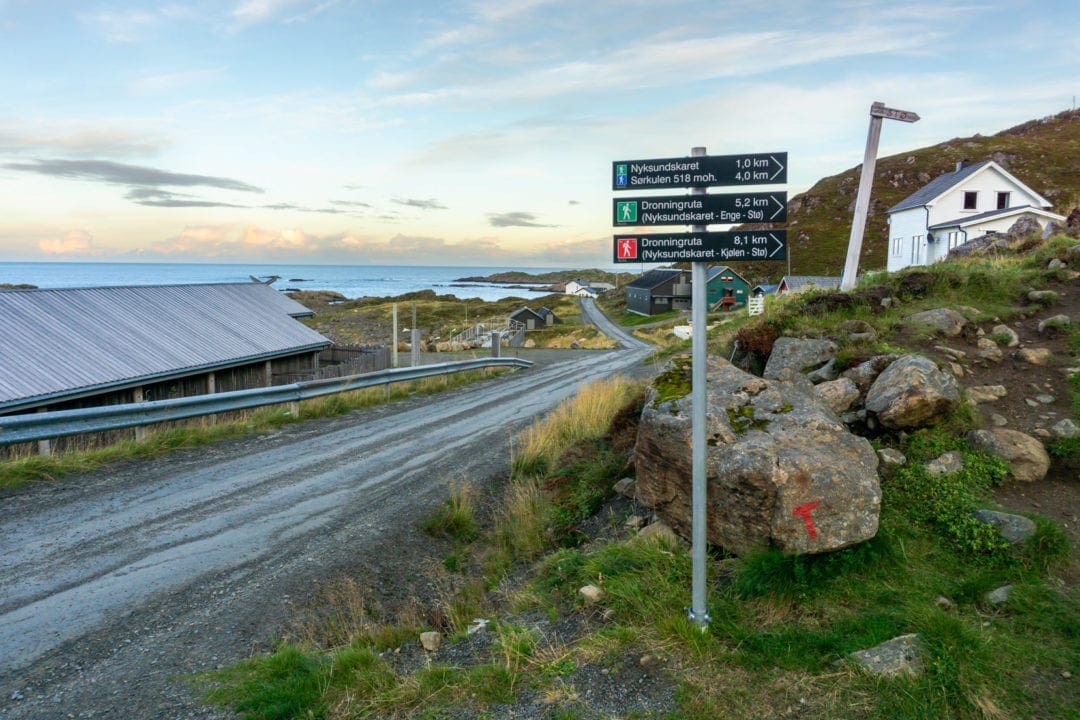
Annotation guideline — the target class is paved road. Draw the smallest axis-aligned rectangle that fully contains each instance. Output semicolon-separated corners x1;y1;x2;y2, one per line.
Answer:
0;317;652;718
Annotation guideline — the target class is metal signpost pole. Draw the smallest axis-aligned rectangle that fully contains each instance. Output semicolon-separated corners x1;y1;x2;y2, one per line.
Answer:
840;101;919;291
689;146;710;630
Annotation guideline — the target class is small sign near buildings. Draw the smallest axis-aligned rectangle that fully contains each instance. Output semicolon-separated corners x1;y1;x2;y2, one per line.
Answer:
613;230;786;263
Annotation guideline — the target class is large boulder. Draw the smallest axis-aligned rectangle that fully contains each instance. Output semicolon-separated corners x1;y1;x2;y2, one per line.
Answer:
966;429;1050;483
865;355;961;429
634;358;880;556
763;337;838;380
904;308;968;337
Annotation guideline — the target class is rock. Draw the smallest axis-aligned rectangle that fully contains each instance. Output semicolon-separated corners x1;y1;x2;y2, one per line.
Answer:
467;618;491;635
967;385;1007;404
1052;418;1079;438
840;319;877;341
948;361;965;378
991;324;1020;347
624;514;645;530
905;308;968;337
1018;347;1053;366
877;447;907;469
850;634;924;678
841;354;899;393
926;451;964;476
934;345;966;361
613;477;637;498
1038;314;1071;334
634;358;880;556
813;377;860;414
985;585;1013;605
1035;428;1052;438
1048;258;1066;271
1007;215;1042;239
763;337;838;379
935;595;956;612
1035;393;1055;404
971;510;1036;544
805;358;840;384
1026;398;1040;408
420;631;441;652
638;520;679;544
1027;290;1059;304
865;355;961;429
991;413;1008;427
579;585;604;604
975;337;1003;362
966;429;1050;483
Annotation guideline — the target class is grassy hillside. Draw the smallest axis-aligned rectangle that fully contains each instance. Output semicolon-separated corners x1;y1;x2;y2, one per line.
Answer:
731;108;1080;282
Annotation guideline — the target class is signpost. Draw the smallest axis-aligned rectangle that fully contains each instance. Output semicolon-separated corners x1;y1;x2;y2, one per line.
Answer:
613;230;786;263
613;153;787;190
610;146;787;631
613;192;787;226
840;101;919;291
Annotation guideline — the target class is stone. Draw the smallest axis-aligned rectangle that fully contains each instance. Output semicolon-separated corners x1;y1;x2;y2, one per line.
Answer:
420;631;441;652
634;358;880;556
926;451;964;476
840;319;877;341
905;308;968;337
613;477;637;498
877;447;907;468
624;514;645;530
975;338;1003;363
763;337;838;380
985;585;1013;606
638;520;679;545
1036;393;1055;404
935;595;956;612
1048;258;1066;271
467;618;491;635
971;510;1036;544
948;361;965;378
1027;290;1059;304
805;358;840;384
1038;314;1071;334
966;385;1007;404
841;354;899;393
1052;418;1079;438
579;585;604;604
991;324;1020;347
1018;347;1053;366
813;377;860;414
991;413;1008;427
865;355;961;429
850;634;924;678
934;345;967;360
1007;215;1042;239
966;429;1050;483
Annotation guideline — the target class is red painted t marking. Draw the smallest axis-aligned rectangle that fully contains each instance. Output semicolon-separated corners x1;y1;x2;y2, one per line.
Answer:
793;501;821;540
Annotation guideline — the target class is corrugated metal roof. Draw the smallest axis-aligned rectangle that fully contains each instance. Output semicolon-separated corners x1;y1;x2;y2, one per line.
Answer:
779;276;841;293
0;282;331;412
889;161;990;213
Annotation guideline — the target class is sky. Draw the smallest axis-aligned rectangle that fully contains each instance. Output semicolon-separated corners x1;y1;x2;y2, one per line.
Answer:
1;0;1077;268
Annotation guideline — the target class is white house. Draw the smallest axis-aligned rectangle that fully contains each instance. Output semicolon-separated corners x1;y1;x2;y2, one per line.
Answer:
886;160;1065;272
564;278;612;298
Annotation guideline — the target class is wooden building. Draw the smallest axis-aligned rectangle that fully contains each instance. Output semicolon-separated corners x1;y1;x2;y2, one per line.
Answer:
706;266;750;311
625;269;692;316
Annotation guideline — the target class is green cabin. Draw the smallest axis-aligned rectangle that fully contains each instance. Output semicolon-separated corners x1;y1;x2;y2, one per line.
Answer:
706;266;750;312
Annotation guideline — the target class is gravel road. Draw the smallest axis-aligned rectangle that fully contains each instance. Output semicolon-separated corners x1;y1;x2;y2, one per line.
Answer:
0;303;651;719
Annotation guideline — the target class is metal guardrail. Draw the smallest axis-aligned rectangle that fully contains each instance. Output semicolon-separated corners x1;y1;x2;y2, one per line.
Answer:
0;357;533;446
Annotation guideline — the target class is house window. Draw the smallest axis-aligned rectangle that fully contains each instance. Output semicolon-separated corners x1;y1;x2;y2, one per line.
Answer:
911;235;923;264
655;297;668;305
892;237;902;255
963;191;978;210
948;231;960;249
997;191;1010;210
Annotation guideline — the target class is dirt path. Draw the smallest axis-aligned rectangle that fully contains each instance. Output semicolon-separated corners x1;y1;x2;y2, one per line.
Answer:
0;345;652;719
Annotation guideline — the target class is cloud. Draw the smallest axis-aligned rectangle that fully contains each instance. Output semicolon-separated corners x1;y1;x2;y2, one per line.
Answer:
3;158;263;192
231;0;339;27
261;202;348;214
487;211;557;228
38;229;101;256
392;197;448;210
329;199;372;208
0;125;169;158
81;9;159;43
126;187;248;208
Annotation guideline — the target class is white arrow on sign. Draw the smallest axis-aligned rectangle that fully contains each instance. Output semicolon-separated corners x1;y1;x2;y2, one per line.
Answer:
769;155;785;181
769;195;785;220
769;233;784;258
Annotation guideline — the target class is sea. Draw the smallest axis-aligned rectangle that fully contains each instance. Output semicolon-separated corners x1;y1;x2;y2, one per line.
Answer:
0;262;570;303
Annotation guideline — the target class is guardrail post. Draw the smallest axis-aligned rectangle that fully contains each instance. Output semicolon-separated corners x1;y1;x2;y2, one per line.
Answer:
207;372;218;426
491;331;500;358
133;387;146;442
37;407;51;456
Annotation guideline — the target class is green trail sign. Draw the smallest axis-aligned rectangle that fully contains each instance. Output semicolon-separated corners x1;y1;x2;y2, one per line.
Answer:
611;192;787;227
613;153;786;190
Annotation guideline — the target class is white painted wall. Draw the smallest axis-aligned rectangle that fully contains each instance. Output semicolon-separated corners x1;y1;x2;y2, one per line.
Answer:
929;167;1044;226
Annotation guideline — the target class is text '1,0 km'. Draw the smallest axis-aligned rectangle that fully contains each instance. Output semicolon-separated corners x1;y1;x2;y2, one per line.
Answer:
613;230;787;263
613;192;787;227
612;153;786;190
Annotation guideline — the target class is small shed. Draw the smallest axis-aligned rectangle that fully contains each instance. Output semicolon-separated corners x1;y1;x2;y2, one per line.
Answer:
706;266;750;311
776;276;841;296
751;283;779;296
625;268;691;316
509;306;561;330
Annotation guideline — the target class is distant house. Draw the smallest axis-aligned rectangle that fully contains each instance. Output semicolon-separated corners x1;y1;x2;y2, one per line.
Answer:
887;160;1065;272
0;282;332;418
776;276;841;296
564;278;612;298
705;266;750;312
509;306;561;330
751;283;779;296
625;268;691;316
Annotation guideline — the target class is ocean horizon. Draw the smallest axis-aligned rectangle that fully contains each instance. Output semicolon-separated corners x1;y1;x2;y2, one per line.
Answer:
0;261;577;303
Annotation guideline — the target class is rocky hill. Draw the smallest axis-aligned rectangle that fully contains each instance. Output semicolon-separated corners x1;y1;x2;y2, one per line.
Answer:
737;108;1080;281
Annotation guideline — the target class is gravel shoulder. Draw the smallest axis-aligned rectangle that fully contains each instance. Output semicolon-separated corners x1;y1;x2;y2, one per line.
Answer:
0;341;652;719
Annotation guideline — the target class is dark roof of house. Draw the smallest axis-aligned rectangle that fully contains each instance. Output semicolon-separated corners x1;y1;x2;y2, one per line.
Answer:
0;282;332;413
928;204;1063;230
889;161;991;213
626;268;688;290
752;284;779;295
779;276;841;292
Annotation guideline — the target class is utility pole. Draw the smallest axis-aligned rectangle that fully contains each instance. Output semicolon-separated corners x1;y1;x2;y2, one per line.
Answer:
840;101;919;291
